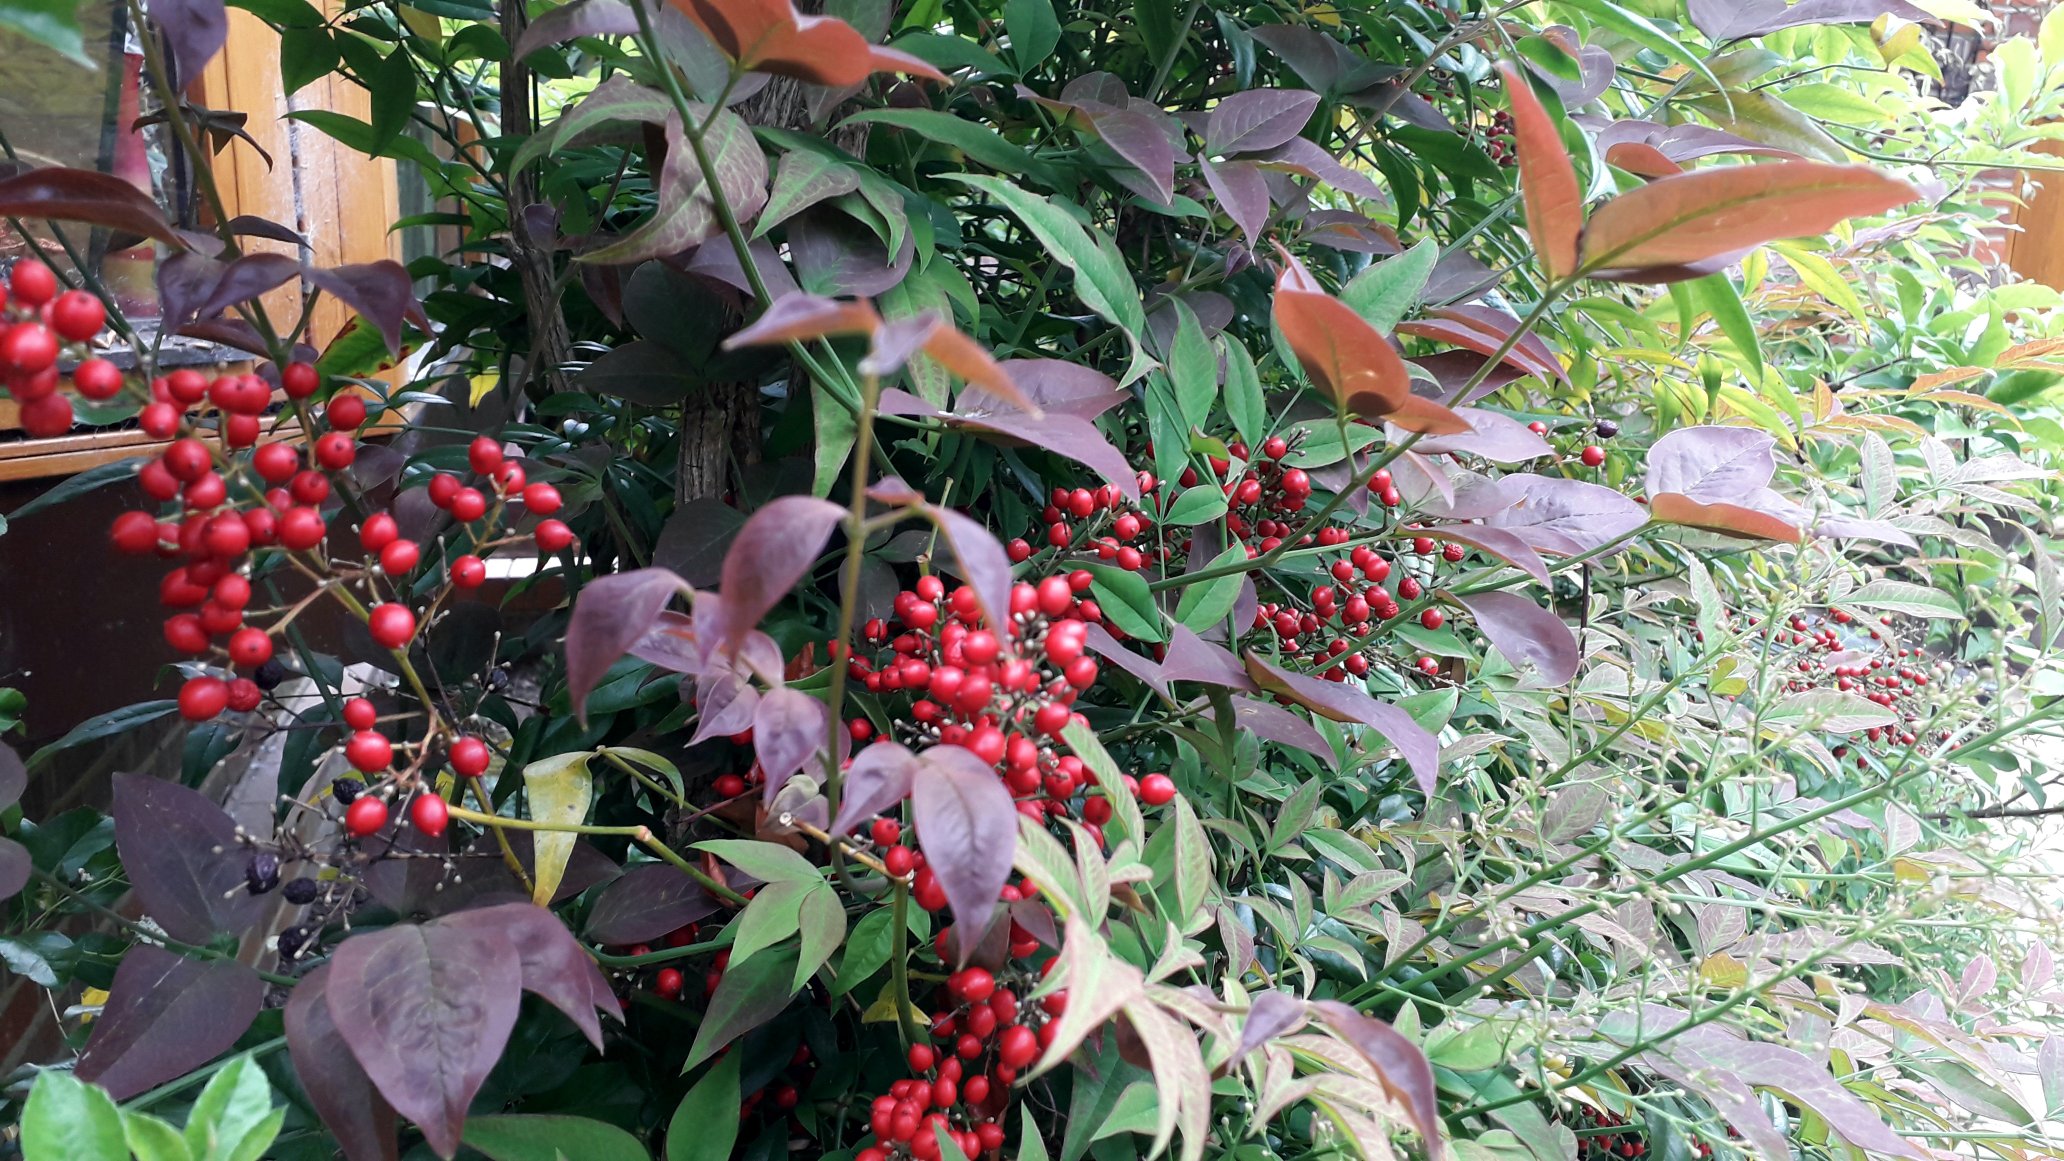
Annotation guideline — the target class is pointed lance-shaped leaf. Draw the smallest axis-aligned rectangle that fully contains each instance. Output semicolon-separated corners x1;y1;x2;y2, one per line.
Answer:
0;167;186;247
286;964;401;1161
74;948;264;1100
924;505;1018;643
1270;245;1468;435
1500;62;1581;281
753;687;829;805
1243;654;1439;795
1578;161;1917;275
911;745;1018;953
670;0;946;86
1452;590;1580;685
1205;88;1321;157
436;904;622;1049
715;495;847;656
564;568;694;723
725;293;882;347
830;741;922;835
111;774;268;944
1396;305;1567;383
1644;426;1806;542
1311;1000;1443;1159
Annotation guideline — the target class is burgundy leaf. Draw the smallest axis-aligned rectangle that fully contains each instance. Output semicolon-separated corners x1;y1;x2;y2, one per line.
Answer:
0;740;22;810
1231;990;1307;1063
686;236;798;300
1311;1000;1443;1158
1408;351;1525;404
194;252;302;321
74;947;263;1100
564;568;693;722
1220;695;1332;759
1091;109;1176;205
1243;654;1439;794
724;292;881;347
1690;0;1929;41
326;920;524;1159
305;261;425;354
789;207;915;298
0;167;183;246
1199;155;1270;248
436;903;621;1049
226;214;307;245
1206;89;1321;157
514;0;637;57
111;774;267;944
286;964;400;1161
1483;475;1648;556
1399;408;1552;464
1397;305;1566;383
1645;426;1806;541
927;506;1016;641
584;863;721;945
0;839;27;902
830;741;922;835
145;0;228;81
358;825;454;918
989;360;1127;419
1252;138;1385;200
911;745;1017;952
690;669;762;744
479;832;621;904
878;388;1139;501
1416;525;1550;586
1157;624;1254;690
1083;623;1172;697
1454;591;1580;684
154;252;225;329
716;496;846;655
754;687;829;804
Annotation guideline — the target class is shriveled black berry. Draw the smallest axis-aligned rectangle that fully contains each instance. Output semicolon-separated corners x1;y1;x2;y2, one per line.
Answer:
282;877;319;905
245;850;281;894
253;659;289;690
277;925;310;959
333;777;364;804
1594;418;1619;438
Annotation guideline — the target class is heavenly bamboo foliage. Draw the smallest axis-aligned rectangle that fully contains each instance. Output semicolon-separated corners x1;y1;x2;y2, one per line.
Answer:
5;0;2064;1158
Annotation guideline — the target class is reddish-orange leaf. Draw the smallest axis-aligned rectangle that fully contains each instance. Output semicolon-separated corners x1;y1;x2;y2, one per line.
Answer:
1499;63;1581;282
724;293;881;347
1271;246;1465;431
921;325;1043;417
671;0;946;86
1579;161;1916;273
1648;494;1804;542
1386;394;1471;436
1604;141;1680;178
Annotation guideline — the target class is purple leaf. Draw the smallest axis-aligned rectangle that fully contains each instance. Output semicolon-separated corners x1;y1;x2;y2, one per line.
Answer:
686;237;798;300
1645;426;1806;541
1206;89;1321;156
863;314;944;378
564;568;693;722
1200;155;1270;248
146;0;228;81
154;252;225;330
690;670;761;744
724;292;880;348
1252;138;1385;200
1220;695;1332;759
1483;475;1649;556
0;167;184;247
1311;1001;1444;1158
1398;305;1566;383
436;903;622;1049
1416;524;1550;586
1231;991;1307;1064
789;206;915;298
1400;408;1552;464
111;774;267;944
628;612;706;675
1091;109;1176;206
194;252;302;321
878;388;1141;502
991;360;1127;419
830;741;922;835
1083;623;1172;697
305;261;425;354
1690;0;1930;41
1408;351;1525;404
358;825;454;917
326;920;524;1159
0;840;26;902
1244;655;1439;795
584;863;721;945
927;506;1016;641
0;741;22;810
513;0;637;57
716;496;846;655
74;947;263;1100
1248;25;1391;95
912;745;1017;952
754;687;829;804
1454;591;1579;684
286;964;400;1161
1158;624;1254;690
226;214;306;245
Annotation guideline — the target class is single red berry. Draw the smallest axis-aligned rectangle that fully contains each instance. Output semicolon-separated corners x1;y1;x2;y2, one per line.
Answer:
178;676;230;721
49;289;107;341
997;1024;1039;1069
139;401;180;439
342;696;378;731
278;506;326;550
281;362;319;398
884;845;916;877
908;1043;936;1071
533;519;574;553
449;487;487;522
344;796;388;837
213;575;251;610
522;482;562;515
953;967;996;1003
870;817;901;845
346;730;393;772
10;259;59;307
450;555;487;588
326;393;367;431
163;614;209;654
427;472;460;508
225;678;263;713
1527;420;1548;435
289;470;330;506
468;435;504;475
250;442;297;484
162;437;211;482
223;413;260;448
450;736;491;777
110;511;159;555
164;369;208;404
491;462;526;495
314;431;356;470
1579;445;1605;468
72;357;123;400
409;792;449;837
713;773;747;798
655;967;685;998
1137;773;1177;806
183;471;227;511
379;539;419;575
367;603;416;649
1420;607;1445;630
228;628;273;668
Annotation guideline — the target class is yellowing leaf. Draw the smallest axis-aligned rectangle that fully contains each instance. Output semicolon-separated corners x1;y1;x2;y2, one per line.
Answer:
1908;366;1987;391
468;372;500;407
521;752;594;905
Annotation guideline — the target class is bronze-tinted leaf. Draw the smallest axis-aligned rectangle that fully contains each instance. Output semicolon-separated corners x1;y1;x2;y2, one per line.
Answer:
1453;590;1580;684
111;774;267;945
584;863;722;945
1397;305;1567;383
1645;426;1806;541
673;0;945;85
725;293;881;347
563;568;693;722
1482;474;1649;556
1242;654;1438;793
436;903;622;1050
1231;990;1307;1064
1311;1000;1443;1158
912;745;1017;951
829;741;921;835
1500;62;1580;280
305;261;426;354
286;964;400;1161
0;167;184;247
191;253;302;323
1579;162;1916;275
74;947;263;1100
326;921;523;1159
715;495;846;655
1272;247;1449;429
1401;407;1553;465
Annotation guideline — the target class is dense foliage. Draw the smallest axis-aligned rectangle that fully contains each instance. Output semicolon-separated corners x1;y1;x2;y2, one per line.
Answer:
1;0;2063;1158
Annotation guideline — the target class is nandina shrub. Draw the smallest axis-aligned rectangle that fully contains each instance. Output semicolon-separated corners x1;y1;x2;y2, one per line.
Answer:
3;0;2064;1159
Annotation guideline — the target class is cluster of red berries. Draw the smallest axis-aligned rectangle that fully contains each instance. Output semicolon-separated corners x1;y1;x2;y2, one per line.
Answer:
1483;108;1517;166
1004;474;1166;570
1570;1105;1650;1160
1753;608;1959;768
0;260;115;436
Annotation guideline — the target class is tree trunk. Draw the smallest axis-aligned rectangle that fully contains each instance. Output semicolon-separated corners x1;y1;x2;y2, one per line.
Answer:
499;0;576;398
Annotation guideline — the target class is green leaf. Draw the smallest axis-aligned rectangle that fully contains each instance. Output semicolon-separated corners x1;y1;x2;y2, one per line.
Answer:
0;0;90;65
831;903;897;996
1554;0;1725;101
1020;1104;1052;1161
728;879;810;969
1170;794;1211;920
365;48;419;155
1166;302;1216;430
1173;544;1247;633
521;751;594;905
694;838;822;883
1341;239;1437;333
1004;0;1060;70
280;26;339;96
1061;721;1145;847
1084;563;1166;643
684;945;802;1071
28;701;178;769
668;1053;741;1161
4;456;147;524
22;1072;126;1161
1223;340;1266;449
185;1055;278;1161
1690;272;1763;383
1847;580;1963;619
1161;486;1229;526
946;176;1153;385
463;1115;652;1161
795;881;846;989
286;110;443;169
933;1122;974;1161
812;383;858;497
123;1113;193;1161
842;110;1053;183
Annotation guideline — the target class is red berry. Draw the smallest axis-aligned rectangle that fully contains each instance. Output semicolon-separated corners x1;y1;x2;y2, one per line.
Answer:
326;393;367;431
714;774;747;798
314;431;356;470
49;289;107;341
344;796;388;837
953;967;996;1003
884;845;916;877
997;1024;1039;1069
908;1043;936;1071
1420;607;1445;630
1579;445;1605;468
289;470;330;505
10;260;58;307
533;519;574;553
367;603;416;649
164;369;208;404
72;357;122;400
346;730;393;772
450;555;487;588
427;472;460;508
450;735;491;777
163;437;211;482
110;511;159;554
163;614;209;654
140;401;180;439
281;362;319;398
409;792;449;837
225;679;263;713
183;471;227;511
870;817;901;845
343;696;378;731
655;967;684;998
1137;773;1177;806
449;487;487;522
228;628;273;668
379;539;419;575
522;482;562;515
278;506;326;550
178;676;230;721
468;435;504;475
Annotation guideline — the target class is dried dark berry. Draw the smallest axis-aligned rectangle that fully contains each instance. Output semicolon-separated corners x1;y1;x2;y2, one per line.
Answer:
252;658;289;689
281;877;319;905
245;850;281;894
332;777;364;804
1594;418;1619;438
277;924;310;959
